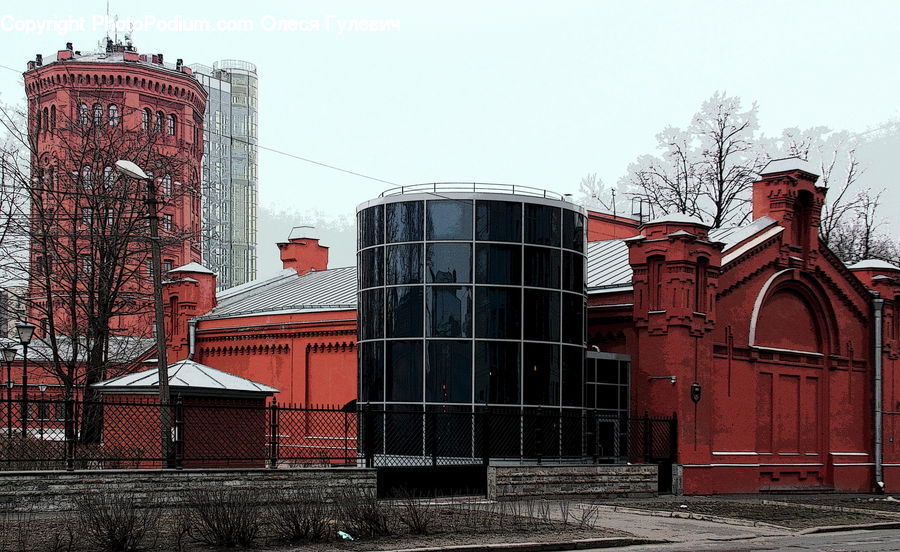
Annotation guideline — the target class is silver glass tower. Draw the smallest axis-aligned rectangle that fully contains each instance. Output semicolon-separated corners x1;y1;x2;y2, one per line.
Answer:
190;60;258;289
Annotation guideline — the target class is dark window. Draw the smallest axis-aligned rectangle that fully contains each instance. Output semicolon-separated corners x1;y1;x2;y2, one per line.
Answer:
426;243;471;283
427;200;473;240
523;343;560;405
475;244;521;285
562;210;585;252
386;286;423;338
524;247;560;289
476;200;522;242
357;205;384;248
386;341;423;402
561;346;583;407
561;293;584;345
386;244;422;285
386;201;423;243
524;290;560;341
648;255;664;310
475;287;521;339
427;286;472;338
475;341;520;404
524;204;560;246
360;341;384;402
358;289;384;340
695;257;709;312
562;251;584;293
426;341;472;403
357;247;383;289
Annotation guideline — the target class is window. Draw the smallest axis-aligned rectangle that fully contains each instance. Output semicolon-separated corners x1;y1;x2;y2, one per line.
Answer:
360;341;384;401
162;213;173;231
92;103;102;126
141;108;151;131
426;200;473;240
385;340;423;402
358;206;384;248
50;105;56;129
161;175;172;196
78;103;88;125
523;290;560;342
475;244;521;285
162;260;173;273
358;289;384;340
41;107;48;130
386;201;423;243
695;257;709;312
81;206;92;225
108;104;119;126
155;111;164;133
648;256;664;310
426;341;472;403
145;259;153;277
426;243;471;283
80;255;92;273
522;343;560;405
385;286;423;338
167;114;176;136
523;246;560;289
475;287;521;339
524;204;560;246
385;244;422;285
81;166;92;189
103;166;113;186
476;200;522;242
105;208;114;227
357;247;384;289
474;341;520;404
426;286;472;338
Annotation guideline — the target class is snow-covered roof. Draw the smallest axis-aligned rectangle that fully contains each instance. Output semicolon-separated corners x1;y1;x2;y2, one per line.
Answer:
92;359;278;396
169;262;214;275
760;157;819;177
202;266;357;319
847;259;900;271
646;213;707;226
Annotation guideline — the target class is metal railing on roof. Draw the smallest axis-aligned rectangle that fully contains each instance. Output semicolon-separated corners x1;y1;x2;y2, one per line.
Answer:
213;59;258;73
379;182;571;202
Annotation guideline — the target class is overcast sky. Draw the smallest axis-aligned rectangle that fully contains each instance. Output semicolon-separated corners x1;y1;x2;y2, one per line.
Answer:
2;0;899;273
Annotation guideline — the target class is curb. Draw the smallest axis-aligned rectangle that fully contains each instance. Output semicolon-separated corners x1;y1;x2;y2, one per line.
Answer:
380;538;668;552
799;521;900;535
590;504;790;531
761;499;900;518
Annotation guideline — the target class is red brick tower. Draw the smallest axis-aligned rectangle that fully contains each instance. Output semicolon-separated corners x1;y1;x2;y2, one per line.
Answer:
22;39;206;338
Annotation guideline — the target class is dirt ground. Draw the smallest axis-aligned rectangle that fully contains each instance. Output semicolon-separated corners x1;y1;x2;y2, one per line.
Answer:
762;494;900;514
604;496;895;529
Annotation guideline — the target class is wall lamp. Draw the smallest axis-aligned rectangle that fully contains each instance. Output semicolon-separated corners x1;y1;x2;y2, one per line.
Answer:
648;376;677;385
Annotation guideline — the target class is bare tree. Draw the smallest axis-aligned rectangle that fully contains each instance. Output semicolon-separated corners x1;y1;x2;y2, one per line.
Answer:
620;93;764;228
828;189;900;265
576;172;619;214
0;84;200;441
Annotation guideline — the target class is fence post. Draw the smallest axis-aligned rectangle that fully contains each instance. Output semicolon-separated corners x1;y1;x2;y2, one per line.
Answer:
643;414;652;462
363;405;374;468
535;407;543;465
268;399;279;469
481;407;490;467
64;396;74;471
427;409;437;467
173;395;184;470
669;412;678;463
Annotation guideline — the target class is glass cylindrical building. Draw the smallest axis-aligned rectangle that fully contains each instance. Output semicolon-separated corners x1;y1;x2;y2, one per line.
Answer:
357;184;588;462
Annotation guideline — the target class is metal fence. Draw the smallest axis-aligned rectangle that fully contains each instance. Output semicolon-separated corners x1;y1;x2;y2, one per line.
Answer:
0;397;675;471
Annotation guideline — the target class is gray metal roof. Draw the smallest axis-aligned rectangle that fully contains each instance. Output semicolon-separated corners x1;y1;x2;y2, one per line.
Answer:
202;266;357;319
586;221;775;293
761;157;819;177
92;359;278;395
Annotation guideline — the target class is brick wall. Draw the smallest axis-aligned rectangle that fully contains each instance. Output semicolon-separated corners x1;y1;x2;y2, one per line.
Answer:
0;468;376;512
487;464;657;500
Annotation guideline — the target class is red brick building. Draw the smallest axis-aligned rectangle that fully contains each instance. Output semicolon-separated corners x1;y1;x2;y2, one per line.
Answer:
164;159;900;494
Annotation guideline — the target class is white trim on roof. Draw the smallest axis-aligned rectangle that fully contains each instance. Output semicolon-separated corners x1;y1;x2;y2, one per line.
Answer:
722;226;784;265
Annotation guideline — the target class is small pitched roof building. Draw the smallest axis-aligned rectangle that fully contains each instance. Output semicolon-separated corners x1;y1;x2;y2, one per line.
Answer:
163;159;900;494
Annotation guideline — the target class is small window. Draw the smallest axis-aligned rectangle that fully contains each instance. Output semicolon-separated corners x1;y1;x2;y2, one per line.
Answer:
162;213;173;231
167;114;176;136
155;111;164;133
50;105;56;129
141;108;151;131
81;207;92;225
78;103;89;126
81;166;92;189
648;255;665;310
161;175;172;196
695;257;709;312
108;104;119;126
162;260;173;273
92;103;102;126
80;255;92;273
41;107;48;130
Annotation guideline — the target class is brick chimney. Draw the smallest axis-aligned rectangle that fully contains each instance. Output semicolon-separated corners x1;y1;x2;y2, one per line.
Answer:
277;237;329;275
752;157;826;255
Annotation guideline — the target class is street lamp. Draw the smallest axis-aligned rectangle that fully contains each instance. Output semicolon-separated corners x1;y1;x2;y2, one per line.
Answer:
1;346;16;439
38;384;47;440
15;323;35;438
115;159;173;464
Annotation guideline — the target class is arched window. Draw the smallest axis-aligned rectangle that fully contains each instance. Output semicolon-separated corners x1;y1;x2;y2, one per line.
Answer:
142;108;151;131
167;114;176;136
81;165;93;189
103;166;113;186
78;103;88;125
92;103;102;126
161;174;172;196
41;107;48;131
50;105;56;129
35;109;41;131
695;257;709;313
793;190;813;251
108;104;119;126
155;111;164;133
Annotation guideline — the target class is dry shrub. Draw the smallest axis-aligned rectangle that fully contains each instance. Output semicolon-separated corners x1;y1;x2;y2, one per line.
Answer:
266;488;334;543
337;487;392;537
74;492;157;552
184;488;262;548
394;487;437;535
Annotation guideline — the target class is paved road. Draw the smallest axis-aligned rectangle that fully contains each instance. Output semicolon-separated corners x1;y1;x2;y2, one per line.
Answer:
606;528;900;551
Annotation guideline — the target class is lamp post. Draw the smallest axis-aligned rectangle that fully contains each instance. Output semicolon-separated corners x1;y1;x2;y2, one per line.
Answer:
1;347;16;440
15;323;35;438
37;384;46;440
114;159;172;464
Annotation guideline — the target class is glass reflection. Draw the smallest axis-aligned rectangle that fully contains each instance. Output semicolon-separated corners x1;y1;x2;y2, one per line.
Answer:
524;247;560;289
360;341;384;401
523;343;560;405
562;210;585;252
358;205;384;248
358;288;383;340
386;201;423;243
386;286;423;338
562;293;584;345
562;251;584;293
476;201;521;242
427;200;473;240
386;244;422;285
475;341;520;404
475;244;521;285
426;341;472;403
358;247;383;289
386;341;423;402
561;346;582;406
475;287;521;339
524;204;560;246
427;243;472;283
524;289;560;342
427;286;472;338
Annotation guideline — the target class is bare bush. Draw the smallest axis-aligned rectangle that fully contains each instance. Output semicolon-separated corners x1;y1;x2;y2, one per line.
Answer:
575;504;600;529
337;487;393;537
266;488;334;543
394;487;437;535
184;488;263;548
74;492;157;552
